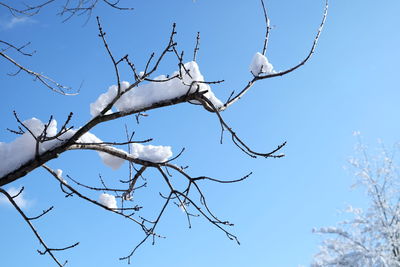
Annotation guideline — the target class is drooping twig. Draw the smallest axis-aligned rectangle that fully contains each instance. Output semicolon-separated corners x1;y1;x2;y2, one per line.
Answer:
198;95;286;158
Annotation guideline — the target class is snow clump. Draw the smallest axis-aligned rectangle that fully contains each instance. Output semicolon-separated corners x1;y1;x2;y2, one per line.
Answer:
130;143;172;163
77;131;125;170
99;193;117;209
249;52;274;76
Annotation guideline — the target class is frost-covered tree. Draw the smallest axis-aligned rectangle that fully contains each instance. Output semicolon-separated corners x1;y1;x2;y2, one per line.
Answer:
0;0;328;265
312;139;400;267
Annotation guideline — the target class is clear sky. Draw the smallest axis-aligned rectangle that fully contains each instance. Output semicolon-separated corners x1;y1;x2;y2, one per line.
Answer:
1;0;400;266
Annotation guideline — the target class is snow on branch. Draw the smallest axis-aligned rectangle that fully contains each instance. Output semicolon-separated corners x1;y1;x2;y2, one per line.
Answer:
90;61;223;117
221;0;328;111
99;193;118;209
130;143;172;163
0;117;174;176
249;52;275;76
0;118;60;177
0;0;329;265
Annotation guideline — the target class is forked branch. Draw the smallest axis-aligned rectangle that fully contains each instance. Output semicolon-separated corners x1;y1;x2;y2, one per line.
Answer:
0;51;76;95
0;187;78;267
222;0;328;111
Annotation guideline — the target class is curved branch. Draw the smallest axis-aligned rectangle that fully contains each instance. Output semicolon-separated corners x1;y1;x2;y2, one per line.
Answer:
256;0;328;80
198;94;286;158
222;0;328;111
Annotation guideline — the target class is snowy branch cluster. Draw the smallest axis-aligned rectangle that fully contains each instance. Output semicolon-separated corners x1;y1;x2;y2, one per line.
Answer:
0;0;328;265
312;142;400;267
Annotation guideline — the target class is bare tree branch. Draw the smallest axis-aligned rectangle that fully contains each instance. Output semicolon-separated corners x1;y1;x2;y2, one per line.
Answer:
0;51;76;95
0;187;78;267
0;0;132;18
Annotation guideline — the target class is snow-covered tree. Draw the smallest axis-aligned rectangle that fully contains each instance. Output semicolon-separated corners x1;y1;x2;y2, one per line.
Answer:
312;139;400;267
1;0;328;265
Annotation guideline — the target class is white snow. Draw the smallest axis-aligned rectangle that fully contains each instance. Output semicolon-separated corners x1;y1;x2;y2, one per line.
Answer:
55;169;68;184
90;81;130;117
130;143;172;163
99;152;125;170
56;169;63;178
76;131;125;170
312;145;400;267
0;118;60;178
0;117;175;178
249;52;274;76
90;61;223;117
0;118;124;176
99;193;117;209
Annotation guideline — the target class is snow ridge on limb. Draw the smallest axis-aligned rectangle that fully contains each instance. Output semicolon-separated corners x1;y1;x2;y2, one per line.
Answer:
249;52;274;76
90;61;223;117
0;118;173;176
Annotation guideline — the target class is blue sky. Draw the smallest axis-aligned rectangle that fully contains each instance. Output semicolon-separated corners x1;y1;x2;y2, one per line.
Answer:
1;0;400;266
